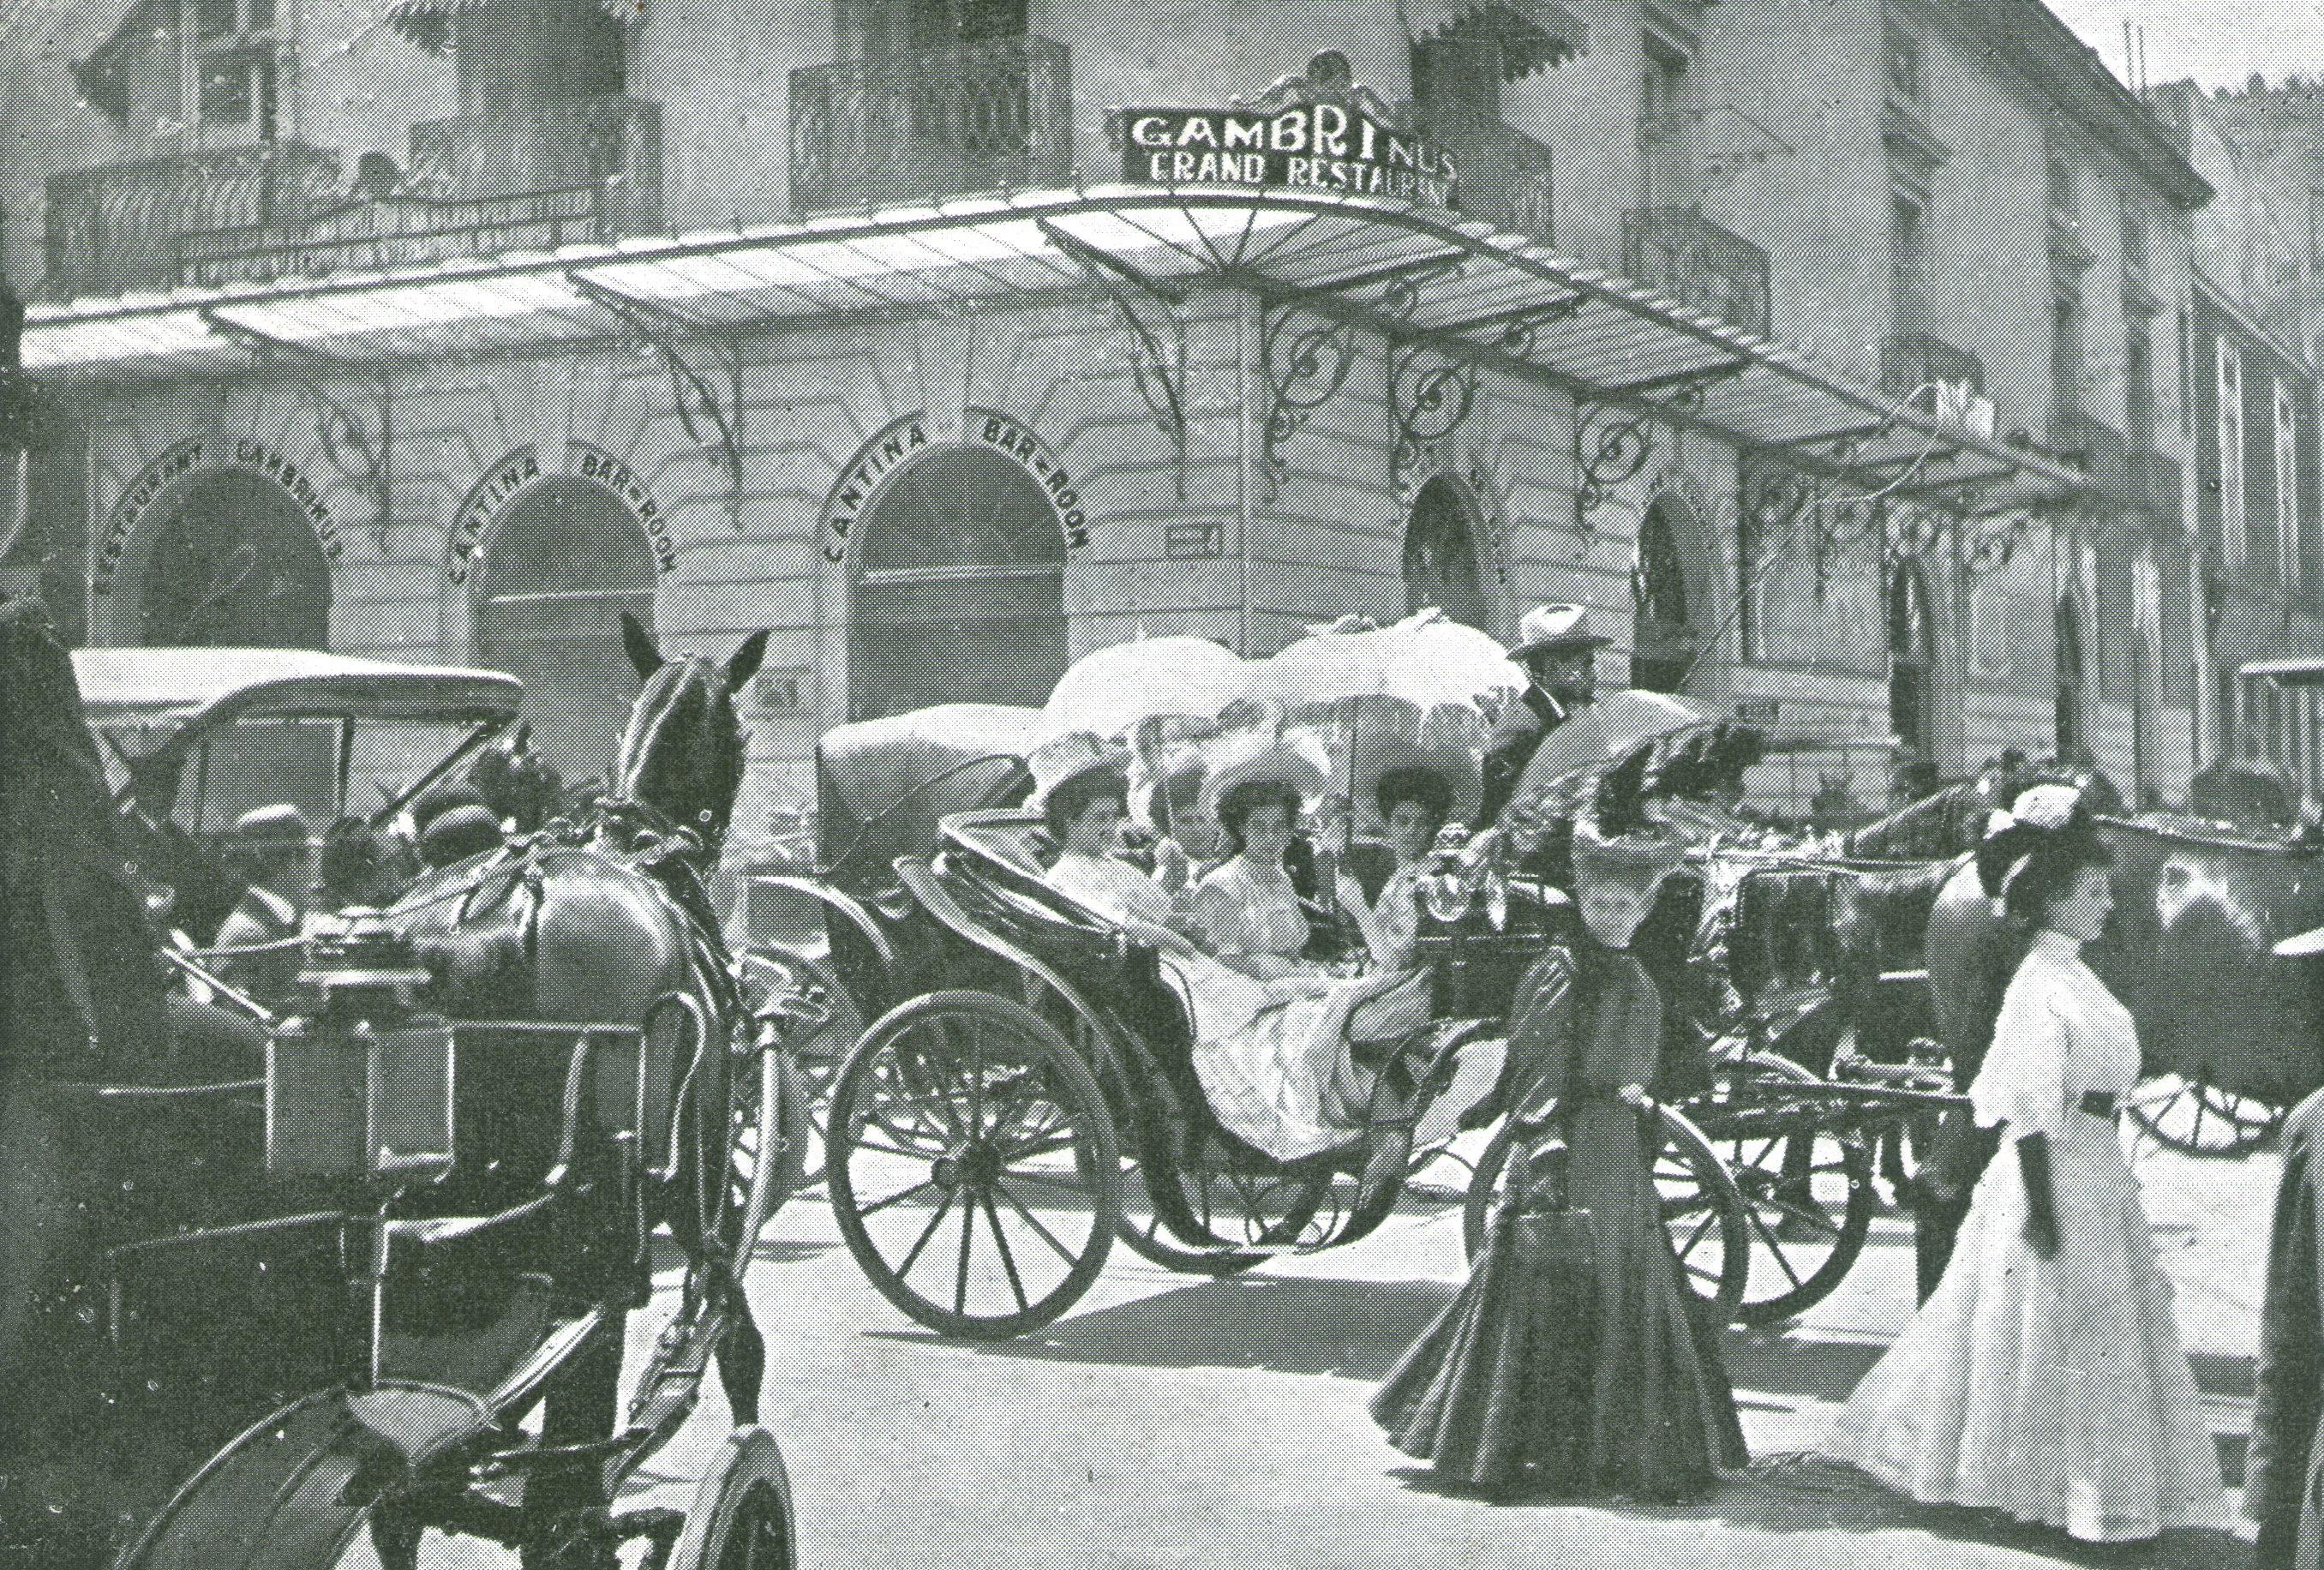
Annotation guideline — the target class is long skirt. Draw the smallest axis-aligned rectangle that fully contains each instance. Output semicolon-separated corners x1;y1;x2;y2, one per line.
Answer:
1375;1101;1746;1500
1828;1110;2229;1542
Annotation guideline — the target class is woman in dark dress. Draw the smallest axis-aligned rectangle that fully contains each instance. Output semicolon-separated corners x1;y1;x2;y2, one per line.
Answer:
1376;818;1746;1501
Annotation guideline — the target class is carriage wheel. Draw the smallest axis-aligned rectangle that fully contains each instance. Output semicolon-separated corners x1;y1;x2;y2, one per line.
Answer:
668;1426;796;1570
741;944;861;1183
1461;1106;1750;1326
828;991;1119;1339
1114;1155;1337;1275
1700;1053;1876;1326
2125;1073;2284;1157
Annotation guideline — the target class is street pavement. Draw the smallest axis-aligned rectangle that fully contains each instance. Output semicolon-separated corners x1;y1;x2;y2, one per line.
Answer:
582;1125;2272;1570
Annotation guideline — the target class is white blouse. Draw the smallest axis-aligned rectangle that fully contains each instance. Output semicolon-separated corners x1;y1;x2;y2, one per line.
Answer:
1047;850;1178;929
1970;929;2141;1141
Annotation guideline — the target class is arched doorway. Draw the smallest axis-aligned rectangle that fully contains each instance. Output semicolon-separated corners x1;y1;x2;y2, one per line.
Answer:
133;469;331;648
1402;475;1489;630
472;474;657;788
2055;596;2087;758
848;446;1068;721
1888;561;1935;761
1630;495;1699;693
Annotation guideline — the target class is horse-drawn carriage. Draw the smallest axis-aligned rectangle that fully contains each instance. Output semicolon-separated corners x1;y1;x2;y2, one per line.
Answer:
748;700;1975;1339
3;616;807;1569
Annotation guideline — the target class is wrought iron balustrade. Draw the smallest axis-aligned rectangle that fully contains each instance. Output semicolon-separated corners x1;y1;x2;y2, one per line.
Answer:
1408;98;1553;245
45;141;340;299
1881;330;1985;401
43;98;661;298
790;37;1072;214
1621;207;1770;336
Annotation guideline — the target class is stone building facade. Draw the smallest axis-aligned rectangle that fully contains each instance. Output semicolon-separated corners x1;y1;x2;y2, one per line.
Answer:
2;0;2253;853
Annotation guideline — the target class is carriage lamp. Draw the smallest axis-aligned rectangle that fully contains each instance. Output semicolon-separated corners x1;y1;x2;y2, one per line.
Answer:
267;915;455;1181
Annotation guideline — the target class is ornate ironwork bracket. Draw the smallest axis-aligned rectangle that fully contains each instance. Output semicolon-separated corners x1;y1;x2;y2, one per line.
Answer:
201;308;393;549
1261;297;1363;498
1039;220;1189;499
1390;339;1477;500
1962;507;2033;577
566;272;743;529
1572;400;1658;533
1884;500;1950;567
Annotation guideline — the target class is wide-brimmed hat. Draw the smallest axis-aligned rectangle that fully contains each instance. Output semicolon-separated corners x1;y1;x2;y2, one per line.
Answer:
1198;730;1330;825
1507;603;1613;662
1028;730;1131;813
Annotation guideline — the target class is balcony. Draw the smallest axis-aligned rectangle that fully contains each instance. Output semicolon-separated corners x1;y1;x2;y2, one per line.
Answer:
1622;207;1770;336
790;37;1072;215
44;97;662;299
1408;98;1554;246
1881;330;1985;403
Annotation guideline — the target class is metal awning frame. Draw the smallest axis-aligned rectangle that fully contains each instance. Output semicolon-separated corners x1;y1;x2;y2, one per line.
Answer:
27;184;2096;515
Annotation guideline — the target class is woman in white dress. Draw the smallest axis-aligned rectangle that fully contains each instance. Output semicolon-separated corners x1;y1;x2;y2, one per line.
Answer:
1826;783;2229;1546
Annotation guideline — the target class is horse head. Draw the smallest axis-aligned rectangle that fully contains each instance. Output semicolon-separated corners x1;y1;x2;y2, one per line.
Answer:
610;613;770;852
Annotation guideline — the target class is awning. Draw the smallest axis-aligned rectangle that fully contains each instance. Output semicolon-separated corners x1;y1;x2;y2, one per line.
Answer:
23;183;2092;508
1407;0;1589;75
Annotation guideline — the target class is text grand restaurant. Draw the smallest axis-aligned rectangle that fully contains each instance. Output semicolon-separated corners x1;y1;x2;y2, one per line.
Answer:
24;58;2083;852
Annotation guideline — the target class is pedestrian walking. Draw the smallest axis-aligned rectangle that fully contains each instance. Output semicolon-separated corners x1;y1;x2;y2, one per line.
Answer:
1374;816;1746;1501
1826;784;2230;1546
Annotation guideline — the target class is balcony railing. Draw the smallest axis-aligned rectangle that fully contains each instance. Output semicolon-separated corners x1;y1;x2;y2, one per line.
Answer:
1881;330;1985;402
1622;207;1771;336
790;37;1072;215
44;97;662;298
1408;98;1554;246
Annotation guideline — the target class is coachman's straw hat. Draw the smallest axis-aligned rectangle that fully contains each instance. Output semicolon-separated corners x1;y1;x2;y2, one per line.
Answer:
1507;603;1614;662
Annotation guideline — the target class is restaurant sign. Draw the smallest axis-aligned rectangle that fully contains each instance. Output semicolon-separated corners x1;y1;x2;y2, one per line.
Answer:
1113;100;1455;207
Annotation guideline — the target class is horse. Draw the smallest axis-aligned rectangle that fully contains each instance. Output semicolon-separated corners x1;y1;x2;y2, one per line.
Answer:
380;614;775;1519
1922;809;2324;1142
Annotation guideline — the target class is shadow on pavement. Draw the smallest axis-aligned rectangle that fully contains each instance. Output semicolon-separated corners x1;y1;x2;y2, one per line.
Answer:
950;1274;1458;1379
1386;1454;2249;1567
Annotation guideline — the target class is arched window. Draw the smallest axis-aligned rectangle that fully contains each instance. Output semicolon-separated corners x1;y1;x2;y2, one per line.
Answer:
2054;596;2087;759
134;468;331;649
848;446;1068;721
1888;561;1935;760
1631;495;1698;693
472;475;658;788
1401;475;1489;630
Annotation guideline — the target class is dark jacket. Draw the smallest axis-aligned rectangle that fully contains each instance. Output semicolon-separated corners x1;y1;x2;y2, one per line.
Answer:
1479;686;1576;826
2254;1088;2324;1569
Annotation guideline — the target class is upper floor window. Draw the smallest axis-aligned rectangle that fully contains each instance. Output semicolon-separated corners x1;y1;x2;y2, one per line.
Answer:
2051;285;2084;413
2119;209;2148;279
2277;378;2300;586
2219;339;2247;569
1638;33;1693;207
1884;25;1923;108
194;0;276;137
1889;192;1930;332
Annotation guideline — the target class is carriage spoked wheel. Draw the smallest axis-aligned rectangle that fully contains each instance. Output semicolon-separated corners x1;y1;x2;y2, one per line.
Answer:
1460;1105;1750;1326
828;991;1120;1339
740;944;862;1185
2124;1072;2284;1158
665;1426;798;1570
1706;1056;1874;1326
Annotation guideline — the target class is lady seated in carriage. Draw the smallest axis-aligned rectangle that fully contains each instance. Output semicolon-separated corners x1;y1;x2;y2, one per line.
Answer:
1033;730;1447;1165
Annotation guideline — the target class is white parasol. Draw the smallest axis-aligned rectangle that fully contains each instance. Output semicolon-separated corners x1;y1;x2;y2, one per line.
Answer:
1041;635;1255;741
1260;609;1523;717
